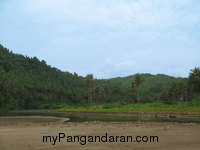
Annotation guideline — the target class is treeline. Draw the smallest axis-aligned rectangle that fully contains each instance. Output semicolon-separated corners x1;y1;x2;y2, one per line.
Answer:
0;44;199;109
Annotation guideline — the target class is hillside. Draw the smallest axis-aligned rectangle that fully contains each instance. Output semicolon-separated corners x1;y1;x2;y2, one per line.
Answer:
0;44;87;109
102;74;186;102
0;44;192;110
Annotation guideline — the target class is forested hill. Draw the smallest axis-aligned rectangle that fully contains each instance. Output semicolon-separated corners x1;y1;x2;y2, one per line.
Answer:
104;73;184;88
102;74;187;102
0;44;192;110
0;44;87;109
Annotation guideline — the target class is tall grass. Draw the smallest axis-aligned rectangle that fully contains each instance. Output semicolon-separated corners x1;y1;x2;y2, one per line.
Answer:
54;101;200;114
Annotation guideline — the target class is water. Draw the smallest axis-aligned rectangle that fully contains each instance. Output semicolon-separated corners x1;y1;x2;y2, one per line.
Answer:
0;110;200;123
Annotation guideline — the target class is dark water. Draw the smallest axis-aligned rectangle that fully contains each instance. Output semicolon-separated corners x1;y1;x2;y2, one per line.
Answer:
0;110;200;123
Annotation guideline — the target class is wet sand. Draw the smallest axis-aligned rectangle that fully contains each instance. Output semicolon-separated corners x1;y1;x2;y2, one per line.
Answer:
0;116;200;150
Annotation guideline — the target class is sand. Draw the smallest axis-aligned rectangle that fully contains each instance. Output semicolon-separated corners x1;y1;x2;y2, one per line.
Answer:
0;116;200;150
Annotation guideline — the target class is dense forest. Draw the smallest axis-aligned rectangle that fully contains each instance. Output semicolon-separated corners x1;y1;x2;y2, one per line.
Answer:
0;44;199;110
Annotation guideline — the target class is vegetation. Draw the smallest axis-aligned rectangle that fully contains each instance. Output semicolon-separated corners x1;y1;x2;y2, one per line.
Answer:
56;101;200;114
0;44;200;114
0;44;87;109
85;74;94;106
131;73;144;104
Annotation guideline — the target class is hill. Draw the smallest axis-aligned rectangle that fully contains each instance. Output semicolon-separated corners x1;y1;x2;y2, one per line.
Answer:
0;44;87;109
0;44;192;109
102;74;187;102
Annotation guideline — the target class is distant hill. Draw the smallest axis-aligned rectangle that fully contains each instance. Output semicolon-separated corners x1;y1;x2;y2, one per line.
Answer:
105;73;183;87
103;74;186;101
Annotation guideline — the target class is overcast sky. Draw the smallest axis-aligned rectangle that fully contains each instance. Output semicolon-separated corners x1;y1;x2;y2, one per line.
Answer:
0;0;200;79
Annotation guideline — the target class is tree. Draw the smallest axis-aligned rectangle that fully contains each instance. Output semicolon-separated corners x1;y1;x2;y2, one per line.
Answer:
85;74;94;106
102;83;108;102
93;85;104;107
188;67;200;93
134;73;143;104
188;67;200;104
131;79;136;102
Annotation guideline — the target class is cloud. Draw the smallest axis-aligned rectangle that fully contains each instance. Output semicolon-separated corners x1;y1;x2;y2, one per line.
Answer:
16;0;199;41
1;0;200;78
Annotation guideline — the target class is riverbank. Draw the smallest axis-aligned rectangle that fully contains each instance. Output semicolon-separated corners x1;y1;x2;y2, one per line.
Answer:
56;102;200;114
0;117;200;150
2;102;200;115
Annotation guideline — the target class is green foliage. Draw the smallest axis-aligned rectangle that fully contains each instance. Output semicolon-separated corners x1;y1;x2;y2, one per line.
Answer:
85;74;94;106
102;73;188;103
0;44;199;110
58;102;200;114
0;44;88;110
188;67;200;94
190;96;200;106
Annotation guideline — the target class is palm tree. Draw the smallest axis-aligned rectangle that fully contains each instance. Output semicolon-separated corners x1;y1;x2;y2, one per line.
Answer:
102;83;108;102
93;85;104;107
131;79;136;102
188;67;200;93
134;74;143;104
188;67;200;104
85;74;94;106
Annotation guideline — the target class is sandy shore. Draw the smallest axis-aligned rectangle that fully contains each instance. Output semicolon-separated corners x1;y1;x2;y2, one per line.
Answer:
0;116;200;150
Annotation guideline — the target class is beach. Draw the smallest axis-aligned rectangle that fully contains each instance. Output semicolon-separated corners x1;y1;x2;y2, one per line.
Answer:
0;116;200;150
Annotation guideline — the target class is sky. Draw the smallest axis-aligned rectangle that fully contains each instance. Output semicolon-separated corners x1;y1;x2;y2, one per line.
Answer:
0;0;200;79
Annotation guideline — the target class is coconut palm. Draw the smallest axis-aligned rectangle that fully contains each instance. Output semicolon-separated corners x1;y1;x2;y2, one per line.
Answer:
134;74;143;104
85;74;94;106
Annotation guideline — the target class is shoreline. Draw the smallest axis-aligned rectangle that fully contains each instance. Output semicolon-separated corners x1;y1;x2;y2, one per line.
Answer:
0;116;70;124
55;110;200;118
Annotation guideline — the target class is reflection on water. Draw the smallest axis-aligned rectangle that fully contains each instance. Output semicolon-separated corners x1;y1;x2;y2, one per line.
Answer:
0;110;200;123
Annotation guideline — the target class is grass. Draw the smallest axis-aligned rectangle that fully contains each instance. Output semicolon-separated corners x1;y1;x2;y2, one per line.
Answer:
1;99;200;114
53;100;200;114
